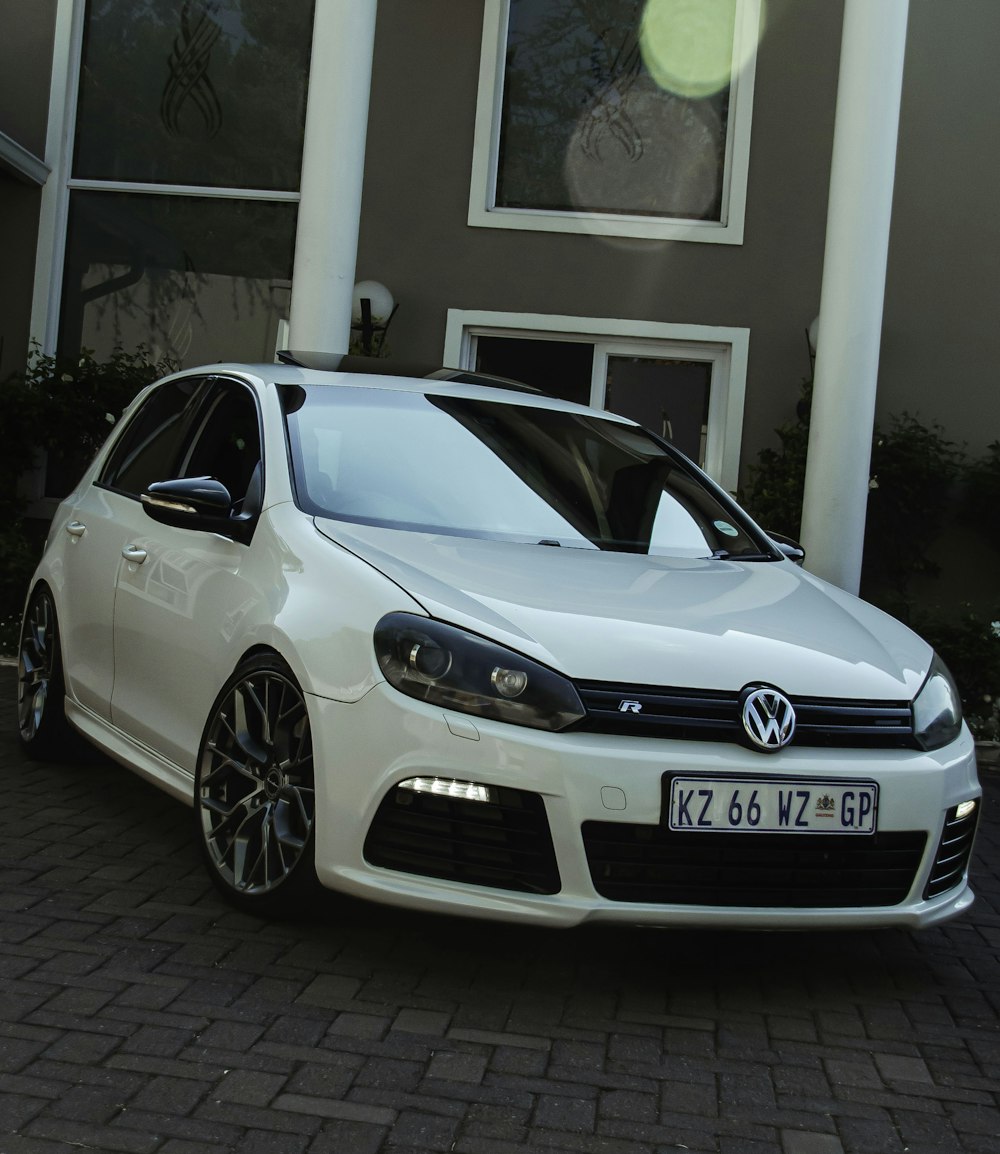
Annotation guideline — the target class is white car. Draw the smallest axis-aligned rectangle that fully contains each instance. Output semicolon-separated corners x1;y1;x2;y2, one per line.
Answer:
18;356;981;929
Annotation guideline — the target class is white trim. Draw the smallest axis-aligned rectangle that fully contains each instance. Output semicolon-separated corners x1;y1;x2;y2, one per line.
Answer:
29;0;81;355
468;0;760;245
66;179;300;202
444;309;748;491
0;130;50;185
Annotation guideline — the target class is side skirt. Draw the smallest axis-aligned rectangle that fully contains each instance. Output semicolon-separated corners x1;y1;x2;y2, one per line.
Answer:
65;699;196;807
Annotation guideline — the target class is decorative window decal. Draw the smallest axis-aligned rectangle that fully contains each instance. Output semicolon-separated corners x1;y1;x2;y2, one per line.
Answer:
470;0;761;244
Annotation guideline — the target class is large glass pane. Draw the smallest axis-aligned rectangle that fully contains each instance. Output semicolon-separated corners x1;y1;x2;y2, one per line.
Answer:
497;0;731;220
59;191;297;367
475;335;593;405
74;0;314;190
605;356;712;465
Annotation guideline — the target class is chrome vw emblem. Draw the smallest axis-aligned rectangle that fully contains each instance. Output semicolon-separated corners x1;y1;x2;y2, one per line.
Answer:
741;686;796;752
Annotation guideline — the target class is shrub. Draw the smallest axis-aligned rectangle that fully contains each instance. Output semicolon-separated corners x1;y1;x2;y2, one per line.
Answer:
0;345;174;655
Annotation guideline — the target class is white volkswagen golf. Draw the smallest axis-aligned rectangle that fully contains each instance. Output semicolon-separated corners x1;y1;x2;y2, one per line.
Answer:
17;356;981;929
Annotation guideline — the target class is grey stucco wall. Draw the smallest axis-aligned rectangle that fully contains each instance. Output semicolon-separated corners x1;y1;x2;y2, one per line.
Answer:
0;0;56;155
0;0;56;379
358;0;999;476
882;0;1000;457
357;0;842;480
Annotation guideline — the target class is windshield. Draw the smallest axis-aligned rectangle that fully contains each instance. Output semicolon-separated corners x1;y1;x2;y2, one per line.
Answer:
283;385;773;559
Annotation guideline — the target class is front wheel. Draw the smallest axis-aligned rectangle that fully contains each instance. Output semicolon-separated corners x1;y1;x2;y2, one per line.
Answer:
195;654;320;915
18;585;76;760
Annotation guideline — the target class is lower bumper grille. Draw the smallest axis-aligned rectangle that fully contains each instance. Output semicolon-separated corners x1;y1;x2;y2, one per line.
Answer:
582;821;927;907
924;803;979;899
364;784;560;894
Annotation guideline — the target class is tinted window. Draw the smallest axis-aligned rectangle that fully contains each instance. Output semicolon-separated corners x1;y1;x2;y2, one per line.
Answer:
100;377;204;496
284;387;771;559
181;380;261;504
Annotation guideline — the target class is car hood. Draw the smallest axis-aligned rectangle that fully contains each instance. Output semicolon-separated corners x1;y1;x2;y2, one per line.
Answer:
315;520;930;699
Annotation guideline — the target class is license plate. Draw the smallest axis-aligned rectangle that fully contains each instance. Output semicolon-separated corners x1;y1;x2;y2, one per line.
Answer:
666;775;878;834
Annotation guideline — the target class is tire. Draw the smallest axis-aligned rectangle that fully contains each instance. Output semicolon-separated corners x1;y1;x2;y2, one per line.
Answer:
17;585;77;760
195;653;320;915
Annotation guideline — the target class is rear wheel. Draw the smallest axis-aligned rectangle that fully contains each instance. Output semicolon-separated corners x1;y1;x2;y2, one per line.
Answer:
195;654;320;915
18;586;76;760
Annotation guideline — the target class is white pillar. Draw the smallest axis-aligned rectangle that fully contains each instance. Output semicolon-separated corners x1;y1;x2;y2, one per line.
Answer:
288;1;378;354
799;0;909;594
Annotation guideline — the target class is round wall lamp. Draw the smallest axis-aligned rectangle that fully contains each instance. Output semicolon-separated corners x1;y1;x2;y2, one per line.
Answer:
351;280;398;356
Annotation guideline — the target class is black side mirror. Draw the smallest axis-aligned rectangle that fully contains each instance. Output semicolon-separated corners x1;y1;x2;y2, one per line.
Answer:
767;532;806;565
141;477;251;542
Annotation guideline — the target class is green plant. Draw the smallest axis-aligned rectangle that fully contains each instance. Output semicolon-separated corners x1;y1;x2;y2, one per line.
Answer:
912;608;1000;742
740;382;811;539
963;439;1000;525
0;344;175;655
741;385;966;604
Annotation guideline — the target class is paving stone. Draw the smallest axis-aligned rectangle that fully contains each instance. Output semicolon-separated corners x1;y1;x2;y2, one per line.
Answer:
2;669;1000;1154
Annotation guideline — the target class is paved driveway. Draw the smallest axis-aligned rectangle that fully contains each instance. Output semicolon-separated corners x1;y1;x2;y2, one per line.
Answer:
2;666;998;1154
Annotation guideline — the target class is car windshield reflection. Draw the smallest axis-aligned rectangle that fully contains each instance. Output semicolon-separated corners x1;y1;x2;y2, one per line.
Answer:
283;386;771;559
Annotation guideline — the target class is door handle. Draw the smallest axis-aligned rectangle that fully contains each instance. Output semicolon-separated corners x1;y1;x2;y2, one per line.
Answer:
121;545;148;564
66;521;86;537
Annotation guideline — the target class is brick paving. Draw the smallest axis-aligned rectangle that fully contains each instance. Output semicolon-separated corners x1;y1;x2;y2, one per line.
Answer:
1;664;998;1154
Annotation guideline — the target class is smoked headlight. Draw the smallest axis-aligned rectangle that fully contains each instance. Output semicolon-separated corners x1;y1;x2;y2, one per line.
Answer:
374;613;585;731
913;654;963;751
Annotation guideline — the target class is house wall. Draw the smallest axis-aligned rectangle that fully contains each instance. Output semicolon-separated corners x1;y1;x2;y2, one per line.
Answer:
357;0;844;482
882;0;1000;456
0;0;56;153
0;0;57;381
358;0;1000;478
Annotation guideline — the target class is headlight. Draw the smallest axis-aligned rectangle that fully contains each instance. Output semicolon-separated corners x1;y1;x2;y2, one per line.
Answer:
374;613;585;731
913;654;963;751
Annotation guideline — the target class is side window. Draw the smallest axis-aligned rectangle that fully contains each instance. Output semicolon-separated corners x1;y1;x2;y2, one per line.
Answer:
100;377;204;496
181;380;262;505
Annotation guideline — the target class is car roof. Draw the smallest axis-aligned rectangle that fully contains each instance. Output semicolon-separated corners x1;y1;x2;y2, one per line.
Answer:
191;356;636;422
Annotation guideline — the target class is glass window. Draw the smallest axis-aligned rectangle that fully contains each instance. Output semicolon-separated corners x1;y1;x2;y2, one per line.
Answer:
182;380;262;503
498;0;730;220
284;385;769;559
73;0;315;190
470;0;760;242
100;376;204;496
59;191;297;367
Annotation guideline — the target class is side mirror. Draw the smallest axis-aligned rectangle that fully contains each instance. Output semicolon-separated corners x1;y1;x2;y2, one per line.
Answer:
767;532;806;565
141;477;249;541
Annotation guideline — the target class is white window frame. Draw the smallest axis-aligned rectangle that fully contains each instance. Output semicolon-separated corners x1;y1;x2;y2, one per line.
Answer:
29;0;302;358
444;310;749;491
468;0;760;245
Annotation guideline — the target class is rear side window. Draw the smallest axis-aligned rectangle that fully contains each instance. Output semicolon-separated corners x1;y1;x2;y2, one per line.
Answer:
100;377;204;496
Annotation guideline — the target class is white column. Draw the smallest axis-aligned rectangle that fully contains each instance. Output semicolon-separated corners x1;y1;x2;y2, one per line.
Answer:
799;0;909;594
288;0;378;354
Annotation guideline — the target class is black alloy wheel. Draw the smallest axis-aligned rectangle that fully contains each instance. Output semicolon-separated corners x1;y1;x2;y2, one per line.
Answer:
195;654;319;914
17;585;75;759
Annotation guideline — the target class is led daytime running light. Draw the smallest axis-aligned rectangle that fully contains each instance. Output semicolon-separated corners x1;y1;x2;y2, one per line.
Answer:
398;777;494;803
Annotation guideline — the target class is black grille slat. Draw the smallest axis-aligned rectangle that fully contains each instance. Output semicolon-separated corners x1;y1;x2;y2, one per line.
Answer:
364;785;560;895
575;681;914;748
582;821;926;907
923;805;979;898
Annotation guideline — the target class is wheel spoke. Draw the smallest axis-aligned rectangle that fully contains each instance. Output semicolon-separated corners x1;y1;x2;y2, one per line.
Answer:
199;666;314;897
18;593;57;741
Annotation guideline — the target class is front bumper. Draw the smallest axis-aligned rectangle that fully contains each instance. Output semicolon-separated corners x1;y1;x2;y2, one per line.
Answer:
307;683;980;929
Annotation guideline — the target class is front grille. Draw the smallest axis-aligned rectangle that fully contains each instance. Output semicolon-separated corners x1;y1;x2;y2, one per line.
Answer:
575;682;914;748
364;784;560;894
924;803;979;899
582;821;927;907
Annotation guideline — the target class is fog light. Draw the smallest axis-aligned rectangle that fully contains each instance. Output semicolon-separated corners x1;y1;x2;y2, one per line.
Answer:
956;799;978;820
398;777;494;803
491;667;528;698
